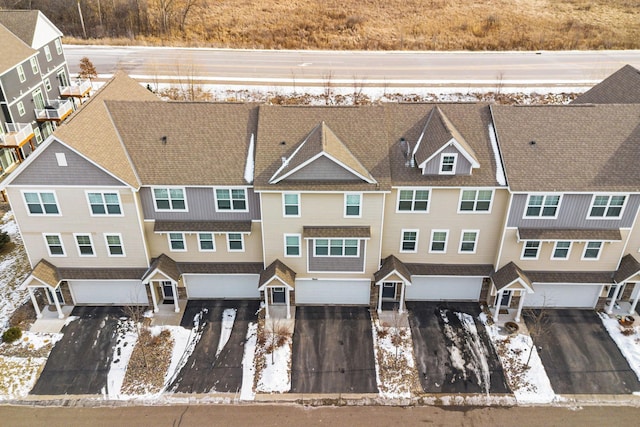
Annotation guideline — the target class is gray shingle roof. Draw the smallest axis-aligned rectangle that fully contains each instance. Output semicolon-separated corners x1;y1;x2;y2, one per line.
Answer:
491;262;531;291
0;10;41;46
525;271;614;284
573;65;640;105
407;263;494;277
374;255;412;283
518;228;622;241
0;23;36;75
154;220;252;233
614;254;640;283
259;259;296;288
303;226;371;238
57;267;148;280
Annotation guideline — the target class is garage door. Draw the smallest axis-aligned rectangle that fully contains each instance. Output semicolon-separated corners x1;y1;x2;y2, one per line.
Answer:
406;276;483;301
295;279;370;305
524;283;602;308
184;274;260;299
69;280;149;305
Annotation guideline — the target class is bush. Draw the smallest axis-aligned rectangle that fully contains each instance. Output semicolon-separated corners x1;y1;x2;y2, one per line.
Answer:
0;230;9;250
2;326;22;343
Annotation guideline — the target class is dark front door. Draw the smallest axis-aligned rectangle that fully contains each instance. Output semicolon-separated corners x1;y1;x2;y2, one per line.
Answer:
162;281;174;301
271;287;286;304
382;282;397;299
497;290;512;307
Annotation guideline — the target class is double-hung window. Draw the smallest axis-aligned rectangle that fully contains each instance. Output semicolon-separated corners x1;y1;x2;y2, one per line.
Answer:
588;195;626;218
55;39;62;55
104;234;125;256
552;241;571;260
401;230;418;253
459;230;479;253
17;101;25;116
459;190;493;212
17;65;25;82
74;234;95;256
430;230;448;253
283;193;299;216
314;239;358;257
44;45;52;62
521;241;541;259
440;154;457;174
24;191;59;215
345;193;361;217
216;188;247;211
284;234;301;257
582;241;602;260
397;189;429;212
168;233;186;251
198;233;215;251
227;233;244;251
525;195;560;217
44;234;65;256
153;188;186;211
30;57;39;74
87;192;121;215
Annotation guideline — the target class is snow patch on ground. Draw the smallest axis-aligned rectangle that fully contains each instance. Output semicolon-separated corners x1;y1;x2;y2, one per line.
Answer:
160;325;193;389
240;322;257;400
255;320;292;393
0;211;30;328
216;308;237;357
165;310;206;391
107;319;138;399
599;313;640;382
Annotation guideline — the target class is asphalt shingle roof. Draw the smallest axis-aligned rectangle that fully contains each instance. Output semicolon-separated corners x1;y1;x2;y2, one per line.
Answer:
518;228;622;241
573;65;640;105
0;10;40;46
259;259;296;288
0;23;36;75
614;254;640;283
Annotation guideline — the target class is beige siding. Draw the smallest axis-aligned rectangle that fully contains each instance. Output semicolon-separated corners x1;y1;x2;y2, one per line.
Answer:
497;228;627;271
144;221;263;262
260;192;384;279
381;188;508;264
7;186;148;268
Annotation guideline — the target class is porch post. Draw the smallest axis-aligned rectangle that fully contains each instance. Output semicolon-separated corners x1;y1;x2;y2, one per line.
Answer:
377;283;383;314
630;284;640;315
51;287;64;319
514;291;526;323
172;282;180;313
607;283;623;314
493;290;503;322
28;287;42;319
264;288;270;319
398;282;406;314
285;288;291;320
149;281;159;313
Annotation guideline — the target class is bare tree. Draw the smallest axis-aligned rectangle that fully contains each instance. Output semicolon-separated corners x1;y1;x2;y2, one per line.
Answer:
78;56;98;80
322;70;334;105
524;307;551;367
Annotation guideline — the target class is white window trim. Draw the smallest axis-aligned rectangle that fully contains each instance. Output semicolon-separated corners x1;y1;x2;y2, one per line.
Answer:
104;233;126;257
520;240;541;260
33;126;42;143
151;187;188;212
429;229;449;253
73;233;96;257
523;194;562;219
197;233;216;252
227;232;245;252
17;101;25;116
457;189;494;214
44;45;52;62
214;187;249;213
586;194;627;220
458;230;479;254
282;192;300;217
400;229;419;253
284;233;301;258
581;241;603;261
168;232;187;252
17;64;25;82
55;39;62;55
22;190;61;216
551;241;572;260
43;233;65;257
30;57;39;74
86;191;123;217
396;188;430;213
344;193;362;218
44;78;51;91
313;238;360;258
439;153;457;175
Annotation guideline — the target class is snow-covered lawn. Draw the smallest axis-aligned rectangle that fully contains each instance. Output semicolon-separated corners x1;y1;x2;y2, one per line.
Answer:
371;315;419;398
0;211;31;328
480;313;555;404
254;318;292;393
599;312;640;382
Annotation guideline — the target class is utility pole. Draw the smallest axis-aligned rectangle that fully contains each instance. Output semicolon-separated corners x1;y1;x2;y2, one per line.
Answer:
77;1;87;39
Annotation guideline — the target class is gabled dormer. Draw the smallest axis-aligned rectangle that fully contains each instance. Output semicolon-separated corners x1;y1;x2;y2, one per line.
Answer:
269;121;376;184
412;107;480;176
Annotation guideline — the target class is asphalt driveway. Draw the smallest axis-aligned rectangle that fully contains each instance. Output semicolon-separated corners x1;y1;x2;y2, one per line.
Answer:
290;306;378;394
168;299;259;394
524;309;640;394
407;302;510;394
30;306;125;395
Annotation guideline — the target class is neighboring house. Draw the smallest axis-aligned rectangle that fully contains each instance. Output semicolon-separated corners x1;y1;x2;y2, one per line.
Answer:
3;66;640;322
572;64;640;105
0;10;86;176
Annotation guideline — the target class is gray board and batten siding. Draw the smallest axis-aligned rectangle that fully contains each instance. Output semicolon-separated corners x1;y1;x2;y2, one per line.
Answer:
307;240;366;272
507;193;640;229
139;187;261;221
421;145;472;176
10;140;125;186
284;156;363;181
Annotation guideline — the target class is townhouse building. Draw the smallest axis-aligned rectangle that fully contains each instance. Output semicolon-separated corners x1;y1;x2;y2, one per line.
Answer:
3;67;640;322
0;10;84;175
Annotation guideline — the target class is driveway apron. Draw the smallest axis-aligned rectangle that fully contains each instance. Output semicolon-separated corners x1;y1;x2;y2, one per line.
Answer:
525;309;640;394
168;299;259;394
290;306;378;394
407;302;510;394
30;306;124;395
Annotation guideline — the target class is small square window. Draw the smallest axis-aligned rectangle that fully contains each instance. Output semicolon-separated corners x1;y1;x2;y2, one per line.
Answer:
88;192;121;215
440;154;457;174
315;239;329;256
589;195;626;218
459;190;493;212
216;188;247;211
198;233;215;251
24;191;59;215
525;195;560;218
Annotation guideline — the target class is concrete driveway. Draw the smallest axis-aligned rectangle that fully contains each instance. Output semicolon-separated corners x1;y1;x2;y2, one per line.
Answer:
168;299;259;394
524;309;640;394
290;306;378;394
407;302;510;394
30;306;125;395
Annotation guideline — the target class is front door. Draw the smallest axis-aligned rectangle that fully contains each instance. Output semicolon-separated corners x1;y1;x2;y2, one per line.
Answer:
496;290;512;307
46;287;64;305
271;287;286;304
33;88;46;110
382;282;397;300
161;281;174;301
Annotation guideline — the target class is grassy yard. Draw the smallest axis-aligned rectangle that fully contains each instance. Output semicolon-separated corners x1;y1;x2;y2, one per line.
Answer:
64;0;640;50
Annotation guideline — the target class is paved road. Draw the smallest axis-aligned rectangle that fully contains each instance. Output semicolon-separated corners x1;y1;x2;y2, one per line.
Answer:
168;300;259;394
63;46;640;89
30;306;125;395
291;306;378;394
524;309;640;395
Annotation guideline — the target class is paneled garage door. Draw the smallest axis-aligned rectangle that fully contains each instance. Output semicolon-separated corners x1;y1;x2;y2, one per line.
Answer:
69;280;149;305
524;283;602;308
184;274;260;299
295;279;370;305
406;276;483;301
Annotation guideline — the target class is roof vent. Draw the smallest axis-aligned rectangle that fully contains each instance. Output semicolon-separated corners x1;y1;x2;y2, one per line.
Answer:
400;137;414;167
161;136;167;144
529;140;536;146
280;140;286;145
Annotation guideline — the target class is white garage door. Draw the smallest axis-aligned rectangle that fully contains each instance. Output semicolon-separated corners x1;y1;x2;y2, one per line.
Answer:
406;276;483;301
295;279;370;305
69;280;148;305
524;283;602;308
184;274;260;299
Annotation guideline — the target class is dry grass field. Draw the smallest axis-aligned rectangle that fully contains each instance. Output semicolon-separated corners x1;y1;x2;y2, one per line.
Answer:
65;0;640;50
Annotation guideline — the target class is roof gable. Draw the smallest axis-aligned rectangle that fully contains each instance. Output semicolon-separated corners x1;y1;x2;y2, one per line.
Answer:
0;23;36;75
572;65;640;105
